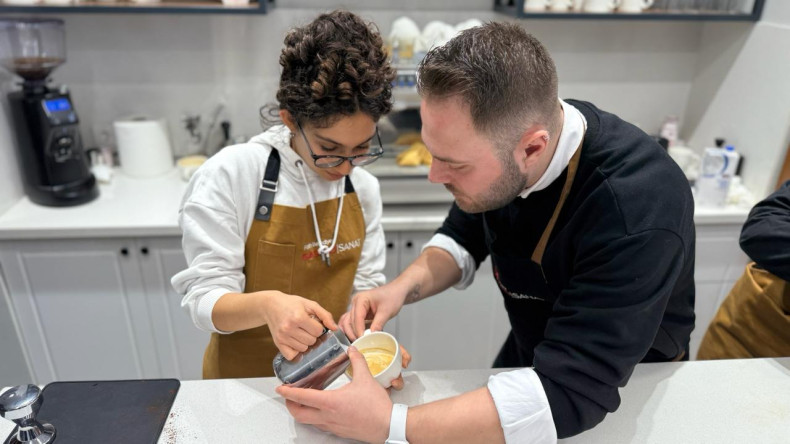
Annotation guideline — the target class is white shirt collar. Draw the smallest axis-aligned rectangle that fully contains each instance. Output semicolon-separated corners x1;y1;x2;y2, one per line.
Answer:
518;99;587;199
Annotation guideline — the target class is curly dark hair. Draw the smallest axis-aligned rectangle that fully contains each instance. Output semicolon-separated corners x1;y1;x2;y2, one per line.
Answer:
275;10;395;128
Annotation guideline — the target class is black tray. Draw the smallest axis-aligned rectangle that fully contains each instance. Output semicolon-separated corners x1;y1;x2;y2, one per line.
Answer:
4;379;180;444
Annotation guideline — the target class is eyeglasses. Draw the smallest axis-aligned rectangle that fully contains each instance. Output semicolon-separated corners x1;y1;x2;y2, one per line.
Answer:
296;122;384;168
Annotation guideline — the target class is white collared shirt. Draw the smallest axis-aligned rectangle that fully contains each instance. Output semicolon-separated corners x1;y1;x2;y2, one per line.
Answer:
422;100;586;443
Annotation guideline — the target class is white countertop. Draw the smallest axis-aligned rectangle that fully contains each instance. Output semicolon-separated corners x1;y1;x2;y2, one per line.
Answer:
0;169;187;240
160;358;790;443
1;358;787;443
0;168;750;240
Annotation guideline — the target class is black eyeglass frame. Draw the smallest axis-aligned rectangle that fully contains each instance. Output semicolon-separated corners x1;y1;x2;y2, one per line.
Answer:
296;121;384;169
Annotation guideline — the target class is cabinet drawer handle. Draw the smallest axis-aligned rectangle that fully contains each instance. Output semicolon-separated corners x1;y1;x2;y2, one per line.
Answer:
387;242;394;249
120;247;129;257
140;247;149;255
405;241;413;248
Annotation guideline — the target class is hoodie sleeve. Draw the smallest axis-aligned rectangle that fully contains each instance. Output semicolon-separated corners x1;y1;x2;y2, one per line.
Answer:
740;180;790;281
171;153;249;334
352;171;387;293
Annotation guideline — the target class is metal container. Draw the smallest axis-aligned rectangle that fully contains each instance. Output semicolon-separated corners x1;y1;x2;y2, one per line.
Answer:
272;328;351;390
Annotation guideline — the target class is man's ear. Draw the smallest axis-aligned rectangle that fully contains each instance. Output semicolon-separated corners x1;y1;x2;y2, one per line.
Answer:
280;110;297;133
515;129;550;173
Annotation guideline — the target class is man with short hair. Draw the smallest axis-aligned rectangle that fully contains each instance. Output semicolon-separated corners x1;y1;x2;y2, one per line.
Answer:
277;22;695;443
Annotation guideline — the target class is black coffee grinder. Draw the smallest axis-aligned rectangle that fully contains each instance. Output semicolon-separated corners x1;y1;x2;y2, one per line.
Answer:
0;18;98;206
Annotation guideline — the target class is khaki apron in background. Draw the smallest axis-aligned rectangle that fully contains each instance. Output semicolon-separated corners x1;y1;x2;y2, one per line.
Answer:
202;183;365;379
697;262;790;360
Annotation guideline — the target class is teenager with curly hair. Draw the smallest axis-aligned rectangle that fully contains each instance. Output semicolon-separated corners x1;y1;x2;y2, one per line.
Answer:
172;10;398;379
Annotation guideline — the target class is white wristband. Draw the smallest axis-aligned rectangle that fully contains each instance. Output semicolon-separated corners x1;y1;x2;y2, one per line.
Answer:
385;403;409;444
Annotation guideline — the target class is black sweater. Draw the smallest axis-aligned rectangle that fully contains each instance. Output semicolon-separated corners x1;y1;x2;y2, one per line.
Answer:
436;100;696;438
740;180;790;281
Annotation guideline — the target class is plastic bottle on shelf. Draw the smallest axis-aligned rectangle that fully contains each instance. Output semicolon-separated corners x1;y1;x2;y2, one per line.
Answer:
659;115;679;148
696;143;740;208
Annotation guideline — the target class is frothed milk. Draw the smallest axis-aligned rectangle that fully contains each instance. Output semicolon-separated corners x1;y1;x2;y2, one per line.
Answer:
348;347;394;376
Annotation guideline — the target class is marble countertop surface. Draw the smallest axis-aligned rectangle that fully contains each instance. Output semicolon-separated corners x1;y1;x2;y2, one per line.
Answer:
158;357;790;443
0;168;750;240
1;355;787;442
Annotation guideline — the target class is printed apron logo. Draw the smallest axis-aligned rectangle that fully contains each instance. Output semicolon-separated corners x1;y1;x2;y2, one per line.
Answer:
494;267;544;301
301;238;362;261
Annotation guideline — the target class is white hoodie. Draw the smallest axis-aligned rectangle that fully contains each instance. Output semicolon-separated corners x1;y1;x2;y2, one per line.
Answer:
171;125;386;334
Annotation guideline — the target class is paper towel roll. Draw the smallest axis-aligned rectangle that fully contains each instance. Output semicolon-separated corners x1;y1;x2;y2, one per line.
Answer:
113;117;174;178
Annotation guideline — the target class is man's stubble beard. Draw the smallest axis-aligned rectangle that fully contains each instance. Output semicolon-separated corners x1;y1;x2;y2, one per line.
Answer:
450;152;527;214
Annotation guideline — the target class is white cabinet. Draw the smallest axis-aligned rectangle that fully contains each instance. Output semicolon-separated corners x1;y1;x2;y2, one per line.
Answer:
383;230;511;372
0;237;207;385
0;221;750;385
137;237;208;381
384;223;751;369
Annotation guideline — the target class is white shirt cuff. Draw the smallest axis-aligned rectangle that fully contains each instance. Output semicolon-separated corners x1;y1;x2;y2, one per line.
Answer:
487;368;557;444
193;288;234;334
422;233;476;289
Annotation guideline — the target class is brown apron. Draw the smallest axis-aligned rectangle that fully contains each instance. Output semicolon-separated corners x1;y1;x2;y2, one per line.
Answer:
491;140;583;368
203;151;365;379
697;262;790;360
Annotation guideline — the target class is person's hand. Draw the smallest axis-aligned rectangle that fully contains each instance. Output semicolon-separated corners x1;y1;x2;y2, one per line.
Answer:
262;291;338;360
276;346;393;443
389;344;412;391
339;285;406;341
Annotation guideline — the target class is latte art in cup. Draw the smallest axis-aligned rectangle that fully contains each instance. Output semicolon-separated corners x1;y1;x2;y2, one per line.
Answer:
346;330;402;388
348;347;395;376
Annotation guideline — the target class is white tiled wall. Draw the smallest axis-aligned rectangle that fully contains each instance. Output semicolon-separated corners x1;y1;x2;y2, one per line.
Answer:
0;3;778;209
685;2;790;200
54;11;703;150
0;78;23;215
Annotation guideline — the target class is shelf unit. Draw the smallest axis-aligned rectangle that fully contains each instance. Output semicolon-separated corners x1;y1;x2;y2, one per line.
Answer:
0;0;273;14
494;0;765;21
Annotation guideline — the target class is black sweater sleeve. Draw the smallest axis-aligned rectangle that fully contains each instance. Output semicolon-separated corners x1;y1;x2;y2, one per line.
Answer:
740;180;790;282
534;229;688;438
435;202;489;268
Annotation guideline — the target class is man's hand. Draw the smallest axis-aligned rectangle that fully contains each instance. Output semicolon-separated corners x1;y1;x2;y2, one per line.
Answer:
340;284;407;341
340;247;462;342
276;346;394;443
262;291;338;360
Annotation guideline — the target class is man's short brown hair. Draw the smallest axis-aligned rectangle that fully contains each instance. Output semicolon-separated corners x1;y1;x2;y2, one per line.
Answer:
417;22;559;148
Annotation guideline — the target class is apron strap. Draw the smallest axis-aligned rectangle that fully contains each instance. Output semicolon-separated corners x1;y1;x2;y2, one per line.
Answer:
255;149;281;221
531;142;584;265
344;175;355;194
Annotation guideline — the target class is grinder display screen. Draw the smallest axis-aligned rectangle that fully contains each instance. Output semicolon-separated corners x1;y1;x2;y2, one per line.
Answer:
44;98;71;113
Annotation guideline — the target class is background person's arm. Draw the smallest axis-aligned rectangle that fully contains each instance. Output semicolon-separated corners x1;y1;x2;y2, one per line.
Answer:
740;180;790;281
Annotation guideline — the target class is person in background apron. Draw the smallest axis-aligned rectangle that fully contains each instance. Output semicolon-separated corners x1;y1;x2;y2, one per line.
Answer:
698;180;790;359
171;11;399;380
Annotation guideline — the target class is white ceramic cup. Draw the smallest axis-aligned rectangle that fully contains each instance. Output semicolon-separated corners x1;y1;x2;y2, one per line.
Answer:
583;0;621;12
619;0;654;12
549;0;574;11
524;0;550;12
346;331;402;388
